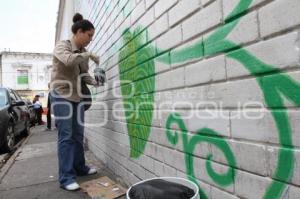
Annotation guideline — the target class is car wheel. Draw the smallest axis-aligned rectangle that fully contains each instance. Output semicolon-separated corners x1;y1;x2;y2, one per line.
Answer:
3;122;15;152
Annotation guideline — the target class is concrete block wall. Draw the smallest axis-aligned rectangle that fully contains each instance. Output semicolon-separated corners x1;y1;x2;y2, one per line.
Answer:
73;0;300;198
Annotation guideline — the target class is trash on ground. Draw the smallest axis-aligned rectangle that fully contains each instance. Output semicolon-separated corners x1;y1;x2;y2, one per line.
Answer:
80;176;126;199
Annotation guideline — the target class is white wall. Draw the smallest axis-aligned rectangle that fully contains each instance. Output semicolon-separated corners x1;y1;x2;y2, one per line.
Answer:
57;0;75;41
59;0;300;198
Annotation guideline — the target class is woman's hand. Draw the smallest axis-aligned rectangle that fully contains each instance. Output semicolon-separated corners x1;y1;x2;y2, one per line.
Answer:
92;79;102;87
89;53;100;65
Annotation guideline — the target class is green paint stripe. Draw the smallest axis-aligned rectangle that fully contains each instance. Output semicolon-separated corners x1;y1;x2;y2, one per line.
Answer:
227;47;295;199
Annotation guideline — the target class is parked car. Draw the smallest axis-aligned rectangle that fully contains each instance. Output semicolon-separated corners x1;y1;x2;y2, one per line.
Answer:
0;87;30;152
24;99;36;127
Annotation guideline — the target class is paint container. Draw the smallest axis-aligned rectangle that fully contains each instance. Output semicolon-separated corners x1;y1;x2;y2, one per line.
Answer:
94;67;106;85
126;177;199;199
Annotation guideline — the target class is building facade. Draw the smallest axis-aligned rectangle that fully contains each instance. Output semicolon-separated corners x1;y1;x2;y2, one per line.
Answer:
0;51;52;106
56;0;300;198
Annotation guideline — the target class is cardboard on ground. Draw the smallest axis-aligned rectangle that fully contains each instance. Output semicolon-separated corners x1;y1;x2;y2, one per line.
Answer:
80;176;126;199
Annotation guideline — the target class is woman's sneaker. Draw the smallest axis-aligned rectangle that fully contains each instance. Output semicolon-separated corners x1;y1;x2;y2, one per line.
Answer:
87;168;97;175
64;182;80;191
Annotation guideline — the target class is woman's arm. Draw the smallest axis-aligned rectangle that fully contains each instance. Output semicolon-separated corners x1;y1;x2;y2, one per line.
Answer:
53;41;90;67
79;63;98;85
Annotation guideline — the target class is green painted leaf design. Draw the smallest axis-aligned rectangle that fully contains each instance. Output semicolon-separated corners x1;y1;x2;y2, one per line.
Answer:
119;28;155;158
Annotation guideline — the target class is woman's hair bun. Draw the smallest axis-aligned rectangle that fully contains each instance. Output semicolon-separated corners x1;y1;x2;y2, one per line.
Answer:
73;13;83;23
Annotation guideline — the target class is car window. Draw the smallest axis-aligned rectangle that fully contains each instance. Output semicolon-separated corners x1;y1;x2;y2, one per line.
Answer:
0;89;8;107
9;90;17;102
12;90;22;101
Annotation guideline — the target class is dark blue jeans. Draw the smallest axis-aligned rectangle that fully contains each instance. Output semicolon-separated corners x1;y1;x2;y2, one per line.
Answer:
50;92;90;186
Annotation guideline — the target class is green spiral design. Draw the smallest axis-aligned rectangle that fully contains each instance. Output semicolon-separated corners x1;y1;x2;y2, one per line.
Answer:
166;113;236;199
119;28;155;158
157;1;299;198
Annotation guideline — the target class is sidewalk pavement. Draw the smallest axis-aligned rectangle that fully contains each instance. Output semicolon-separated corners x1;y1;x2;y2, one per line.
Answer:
0;125;127;199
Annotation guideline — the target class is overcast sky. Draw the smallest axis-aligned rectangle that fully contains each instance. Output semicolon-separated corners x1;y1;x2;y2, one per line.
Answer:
0;0;59;53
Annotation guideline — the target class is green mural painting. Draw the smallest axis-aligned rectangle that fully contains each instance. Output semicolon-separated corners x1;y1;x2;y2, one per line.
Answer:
157;1;299;198
118;28;156;158
227;47;299;199
166;113;236;199
116;0;299;198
